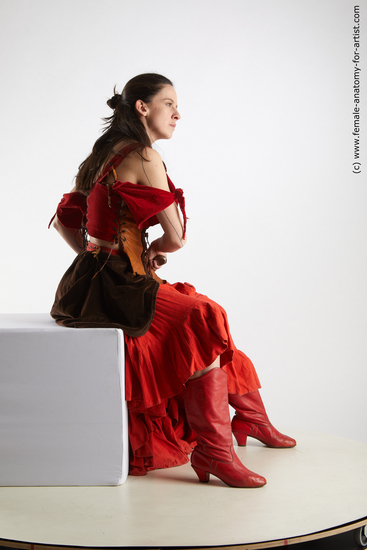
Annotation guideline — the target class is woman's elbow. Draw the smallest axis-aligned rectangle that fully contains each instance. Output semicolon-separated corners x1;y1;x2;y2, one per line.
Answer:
164;232;187;252
173;232;187;251
52;215;62;232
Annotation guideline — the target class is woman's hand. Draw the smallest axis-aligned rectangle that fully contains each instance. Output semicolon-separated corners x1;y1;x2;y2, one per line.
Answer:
147;240;168;271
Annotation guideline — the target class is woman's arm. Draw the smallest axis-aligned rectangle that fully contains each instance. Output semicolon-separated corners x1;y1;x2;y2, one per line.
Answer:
52;215;85;253
51;186;85;253
135;148;187;270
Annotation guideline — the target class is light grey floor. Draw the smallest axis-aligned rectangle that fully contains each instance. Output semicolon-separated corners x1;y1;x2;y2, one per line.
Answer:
0;429;366;549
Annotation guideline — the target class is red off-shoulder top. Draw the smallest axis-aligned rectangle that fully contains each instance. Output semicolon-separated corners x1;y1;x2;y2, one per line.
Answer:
49;143;187;243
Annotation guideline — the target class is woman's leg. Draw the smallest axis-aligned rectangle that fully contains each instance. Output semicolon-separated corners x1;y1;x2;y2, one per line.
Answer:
188;357;220;379
189;359;296;448
184;360;266;488
229;391;296;448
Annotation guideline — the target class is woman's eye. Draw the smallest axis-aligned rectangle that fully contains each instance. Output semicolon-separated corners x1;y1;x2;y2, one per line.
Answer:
166;103;172;107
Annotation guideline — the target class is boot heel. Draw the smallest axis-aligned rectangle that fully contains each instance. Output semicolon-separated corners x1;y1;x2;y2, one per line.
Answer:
233;432;248;446
192;465;210;483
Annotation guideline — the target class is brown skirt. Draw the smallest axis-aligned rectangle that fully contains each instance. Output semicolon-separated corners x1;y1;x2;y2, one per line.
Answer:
51;249;159;337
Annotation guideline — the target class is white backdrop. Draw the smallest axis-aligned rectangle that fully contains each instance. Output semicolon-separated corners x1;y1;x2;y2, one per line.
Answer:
1;0;366;443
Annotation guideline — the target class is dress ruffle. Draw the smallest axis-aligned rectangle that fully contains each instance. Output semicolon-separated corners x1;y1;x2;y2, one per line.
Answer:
125;281;261;475
50;252;261;477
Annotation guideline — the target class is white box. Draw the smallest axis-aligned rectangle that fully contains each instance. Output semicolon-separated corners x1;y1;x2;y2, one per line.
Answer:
0;314;128;486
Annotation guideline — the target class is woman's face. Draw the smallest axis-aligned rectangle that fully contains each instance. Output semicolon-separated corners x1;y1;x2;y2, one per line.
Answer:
138;85;180;143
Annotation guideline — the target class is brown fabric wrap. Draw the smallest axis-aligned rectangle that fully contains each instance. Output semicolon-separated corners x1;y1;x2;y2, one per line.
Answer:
50;249;159;337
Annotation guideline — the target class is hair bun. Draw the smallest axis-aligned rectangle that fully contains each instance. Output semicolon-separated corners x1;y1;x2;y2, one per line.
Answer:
107;93;122;110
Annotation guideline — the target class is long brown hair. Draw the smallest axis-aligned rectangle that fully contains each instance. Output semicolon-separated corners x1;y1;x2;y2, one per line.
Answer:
75;73;173;194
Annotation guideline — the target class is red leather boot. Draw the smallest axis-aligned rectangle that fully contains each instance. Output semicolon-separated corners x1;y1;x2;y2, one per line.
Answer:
229;391;296;448
184;369;266;488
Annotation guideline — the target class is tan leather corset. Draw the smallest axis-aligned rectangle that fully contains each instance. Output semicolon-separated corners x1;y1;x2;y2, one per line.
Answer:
119;204;164;284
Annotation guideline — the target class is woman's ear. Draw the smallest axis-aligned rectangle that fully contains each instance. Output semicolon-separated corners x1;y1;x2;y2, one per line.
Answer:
135;99;148;117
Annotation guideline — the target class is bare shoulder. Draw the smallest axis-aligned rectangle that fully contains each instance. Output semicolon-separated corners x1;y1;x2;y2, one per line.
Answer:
128;147;168;189
141;146;162;163
112;145;168;189
121;146;159;168
128;146;163;168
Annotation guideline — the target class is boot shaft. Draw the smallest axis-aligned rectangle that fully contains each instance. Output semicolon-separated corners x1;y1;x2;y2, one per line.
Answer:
184;368;233;462
229;390;270;426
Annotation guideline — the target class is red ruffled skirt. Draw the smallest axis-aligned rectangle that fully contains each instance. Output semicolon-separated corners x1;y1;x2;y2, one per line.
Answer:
51;249;261;476
125;281;261;476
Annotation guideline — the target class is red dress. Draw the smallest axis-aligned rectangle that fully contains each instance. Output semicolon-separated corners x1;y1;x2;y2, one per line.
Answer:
50;144;261;475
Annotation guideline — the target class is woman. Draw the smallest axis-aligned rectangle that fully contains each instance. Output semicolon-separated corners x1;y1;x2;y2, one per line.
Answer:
50;73;296;488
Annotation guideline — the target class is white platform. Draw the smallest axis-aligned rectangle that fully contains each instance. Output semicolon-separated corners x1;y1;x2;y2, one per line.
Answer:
0;429;366;548
0;313;128;486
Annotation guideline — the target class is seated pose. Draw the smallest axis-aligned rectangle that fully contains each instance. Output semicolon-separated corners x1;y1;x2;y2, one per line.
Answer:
50;73;296;488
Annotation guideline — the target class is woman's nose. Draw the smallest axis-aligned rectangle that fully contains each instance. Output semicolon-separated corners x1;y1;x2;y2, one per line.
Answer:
173;109;181;120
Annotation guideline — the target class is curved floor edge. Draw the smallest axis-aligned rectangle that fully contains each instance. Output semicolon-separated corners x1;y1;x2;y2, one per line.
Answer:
0;518;366;550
